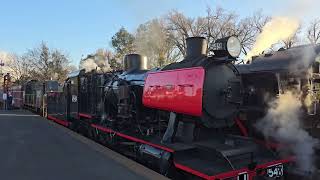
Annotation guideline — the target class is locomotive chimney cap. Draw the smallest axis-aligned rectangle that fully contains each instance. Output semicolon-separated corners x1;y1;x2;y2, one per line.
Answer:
186;37;208;59
123;53;148;71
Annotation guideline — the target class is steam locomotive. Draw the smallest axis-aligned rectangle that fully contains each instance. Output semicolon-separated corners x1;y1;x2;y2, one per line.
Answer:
236;44;320;179
47;36;293;180
236;45;320;139
237;44;320;132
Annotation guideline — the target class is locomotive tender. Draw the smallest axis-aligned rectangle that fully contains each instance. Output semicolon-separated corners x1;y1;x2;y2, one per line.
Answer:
47;37;292;180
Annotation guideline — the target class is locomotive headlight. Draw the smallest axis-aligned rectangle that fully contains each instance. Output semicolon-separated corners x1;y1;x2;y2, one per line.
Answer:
211;36;242;58
226;36;241;58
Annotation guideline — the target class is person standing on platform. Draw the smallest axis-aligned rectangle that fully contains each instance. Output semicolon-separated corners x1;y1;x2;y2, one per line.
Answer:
7;92;12;110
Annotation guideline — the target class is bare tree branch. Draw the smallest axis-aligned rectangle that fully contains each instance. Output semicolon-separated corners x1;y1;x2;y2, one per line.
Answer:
307;18;320;44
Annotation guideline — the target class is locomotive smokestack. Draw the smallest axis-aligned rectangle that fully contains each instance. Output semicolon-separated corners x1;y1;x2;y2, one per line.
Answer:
123;53;148;71
186;37;207;59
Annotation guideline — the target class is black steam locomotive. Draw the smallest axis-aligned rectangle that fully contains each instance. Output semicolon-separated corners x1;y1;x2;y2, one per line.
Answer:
47;37;292;180
237;44;320;130
236;44;320;178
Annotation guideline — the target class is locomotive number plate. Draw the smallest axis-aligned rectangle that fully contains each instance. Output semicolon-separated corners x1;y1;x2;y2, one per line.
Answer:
72;95;77;103
266;164;283;178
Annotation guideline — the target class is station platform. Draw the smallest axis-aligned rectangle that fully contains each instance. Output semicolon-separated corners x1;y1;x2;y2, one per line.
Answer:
0;110;168;180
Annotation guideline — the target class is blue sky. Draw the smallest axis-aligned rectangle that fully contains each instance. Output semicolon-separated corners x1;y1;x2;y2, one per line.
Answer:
0;0;318;65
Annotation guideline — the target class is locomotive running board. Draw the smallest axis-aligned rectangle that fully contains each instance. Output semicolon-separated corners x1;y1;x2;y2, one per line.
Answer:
174;158;293;180
78;113;93;119
91;124;174;152
47;115;70;127
90;123;294;180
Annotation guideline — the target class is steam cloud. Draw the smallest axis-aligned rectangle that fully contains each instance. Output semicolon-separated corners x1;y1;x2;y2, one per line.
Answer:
134;19;176;68
245;17;300;60
247;4;320;172
245;0;320;61
80;58;99;72
256;92;318;172
80;50;111;72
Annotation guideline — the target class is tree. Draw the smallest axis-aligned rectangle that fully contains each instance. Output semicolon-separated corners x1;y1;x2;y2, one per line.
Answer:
281;25;302;49
111;27;135;68
166;10;207;56
235;11;270;55
6;54;31;84
307;19;320;44
205;7;238;45
234;18;257;55
282;35;299;49
23;42;72;83
50;50;71;82
135;18;180;68
0;52;32;84
166;8;269;57
251;11;271;33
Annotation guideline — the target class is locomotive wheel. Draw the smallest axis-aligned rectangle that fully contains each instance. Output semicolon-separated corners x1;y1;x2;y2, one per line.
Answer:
160;158;175;178
68;122;76;131
69;120;80;133
87;126;96;140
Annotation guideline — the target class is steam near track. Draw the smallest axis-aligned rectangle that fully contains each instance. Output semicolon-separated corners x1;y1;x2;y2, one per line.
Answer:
256;92;318;172
246;0;320;172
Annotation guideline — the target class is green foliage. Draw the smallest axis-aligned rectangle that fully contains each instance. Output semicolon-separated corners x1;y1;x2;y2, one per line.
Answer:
109;57;123;70
109;27;136;70
24;42;72;83
111;27;135;57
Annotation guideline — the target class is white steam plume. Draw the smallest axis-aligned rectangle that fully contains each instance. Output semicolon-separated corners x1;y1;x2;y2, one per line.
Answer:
245;17;300;60
79;49;111;72
256;91;318;172
80;58;98;72
245;0;320;61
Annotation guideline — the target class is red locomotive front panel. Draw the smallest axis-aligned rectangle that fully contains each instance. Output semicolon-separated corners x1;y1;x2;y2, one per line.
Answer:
143;67;205;116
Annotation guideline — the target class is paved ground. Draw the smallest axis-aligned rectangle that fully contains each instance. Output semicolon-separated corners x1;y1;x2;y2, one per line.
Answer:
0;110;168;180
